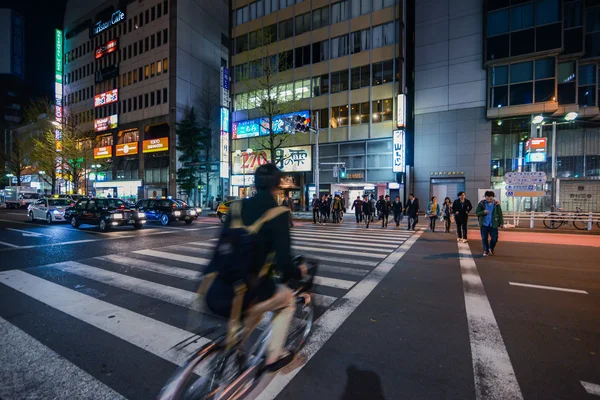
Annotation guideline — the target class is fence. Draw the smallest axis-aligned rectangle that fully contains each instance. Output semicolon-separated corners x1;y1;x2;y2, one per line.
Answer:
503;211;600;231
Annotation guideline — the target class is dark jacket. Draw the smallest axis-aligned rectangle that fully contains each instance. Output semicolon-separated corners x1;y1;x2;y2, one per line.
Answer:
381;200;392;215
405;198;420;217
476;200;504;228
352;199;363;213
452;199;473;222
204;191;299;316
376;199;385;212
392;200;403;214
362;199;373;215
311;198;320;209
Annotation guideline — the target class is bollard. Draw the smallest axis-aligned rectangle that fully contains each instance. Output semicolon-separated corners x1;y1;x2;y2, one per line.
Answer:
530;211;535;229
588;213;593;231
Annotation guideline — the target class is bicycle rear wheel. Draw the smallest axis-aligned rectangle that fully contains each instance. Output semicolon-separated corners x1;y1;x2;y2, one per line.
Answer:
543;214;563;229
573;216;589;230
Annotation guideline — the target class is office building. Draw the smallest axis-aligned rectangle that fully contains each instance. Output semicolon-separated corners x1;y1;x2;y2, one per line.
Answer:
230;0;406;209
62;0;229;201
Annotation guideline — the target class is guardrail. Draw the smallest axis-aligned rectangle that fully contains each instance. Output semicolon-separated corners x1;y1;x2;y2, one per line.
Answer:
503;211;600;231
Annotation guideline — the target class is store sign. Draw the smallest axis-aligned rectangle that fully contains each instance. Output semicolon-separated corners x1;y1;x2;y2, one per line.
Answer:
95;39;118;59
397;94;406;129
220;107;230;179
143;138;168;153
116;142;138;156
526;138;547;153
220;108;230;133
525;152;547;163
92;10;125;37
94;115;118;132
231;145;312;174
232;111;310;139
220;67;230;108
94;89;118;107
392;130;405;173
54;29;63;150
94;146;112;159
95;64;119;83
230;175;255;186
55;30;62;82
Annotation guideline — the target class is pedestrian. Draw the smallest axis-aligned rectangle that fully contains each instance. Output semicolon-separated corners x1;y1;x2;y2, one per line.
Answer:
351;196;363;223
319;194;328;225
405;193;420;231
326;194;332;222
362;195;372;228
426;196;441;232
332;194;343;223
370;194;377;222
381;195;392;228
476;190;504;256
281;196;294;227
392;196;403;227
452;191;473;243
441;197;453;233
311;194;320;224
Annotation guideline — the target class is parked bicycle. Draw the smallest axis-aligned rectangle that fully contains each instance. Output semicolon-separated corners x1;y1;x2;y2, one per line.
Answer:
543;207;600;230
157;256;318;400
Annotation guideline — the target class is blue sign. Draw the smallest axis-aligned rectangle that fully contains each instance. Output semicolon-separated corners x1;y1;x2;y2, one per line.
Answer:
525;152;547;163
221;68;230;90
232;110;310;139
220;108;229;133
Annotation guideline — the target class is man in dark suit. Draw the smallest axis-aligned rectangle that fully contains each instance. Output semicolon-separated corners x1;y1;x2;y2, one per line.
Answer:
452;191;473;242
405;193;420;230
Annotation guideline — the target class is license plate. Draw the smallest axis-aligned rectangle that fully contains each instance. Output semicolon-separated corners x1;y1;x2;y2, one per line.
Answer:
129;219;134;224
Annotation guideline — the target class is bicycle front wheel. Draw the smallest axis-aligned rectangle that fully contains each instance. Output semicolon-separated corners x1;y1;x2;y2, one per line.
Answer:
573;216;589;230
543;214;563;229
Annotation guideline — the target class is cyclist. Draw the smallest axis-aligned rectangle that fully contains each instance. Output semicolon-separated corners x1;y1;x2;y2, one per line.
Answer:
203;163;307;373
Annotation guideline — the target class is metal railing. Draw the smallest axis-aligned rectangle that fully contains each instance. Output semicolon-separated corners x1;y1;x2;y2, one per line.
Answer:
503;208;600;231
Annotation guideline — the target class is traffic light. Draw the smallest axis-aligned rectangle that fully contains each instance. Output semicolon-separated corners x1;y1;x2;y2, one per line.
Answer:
294;114;309;132
339;167;347;179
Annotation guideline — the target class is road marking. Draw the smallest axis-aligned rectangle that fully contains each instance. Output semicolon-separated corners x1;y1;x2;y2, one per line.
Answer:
255;231;422;400
291;232;408;244
292;245;386;259
509;282;588;294
313;276;355;290
294;240;391;253
581;381;600;396
6;228;47;237
133;249;210;266
0;270;209;366
0;218;34;225
291;236;399;249
0;316;126;400
311;255;379;267
311;293;337;308
97;254;201;281
0;240;21;248
292;228;412;239
458;242;523;400
318;264;369;277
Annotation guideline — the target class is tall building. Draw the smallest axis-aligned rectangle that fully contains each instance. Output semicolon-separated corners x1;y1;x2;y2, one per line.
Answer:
230;0;407;209
62;0;229;201
414;0;600;213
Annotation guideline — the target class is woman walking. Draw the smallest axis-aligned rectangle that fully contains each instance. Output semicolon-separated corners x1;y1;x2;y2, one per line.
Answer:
426;196;441;232
442;197;452;233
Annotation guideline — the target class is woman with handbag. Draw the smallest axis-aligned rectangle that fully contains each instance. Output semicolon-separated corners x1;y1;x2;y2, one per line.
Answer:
426;196;441;232
441;197;453;233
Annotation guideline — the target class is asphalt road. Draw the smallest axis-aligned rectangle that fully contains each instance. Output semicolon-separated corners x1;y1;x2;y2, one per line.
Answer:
0;208;599;400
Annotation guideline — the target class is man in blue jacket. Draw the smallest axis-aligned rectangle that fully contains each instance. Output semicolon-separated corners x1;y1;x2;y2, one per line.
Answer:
476;190;504;257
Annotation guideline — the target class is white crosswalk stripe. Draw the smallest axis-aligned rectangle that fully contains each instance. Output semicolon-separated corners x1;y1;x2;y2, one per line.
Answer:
133;249;210;265
97;254;202;281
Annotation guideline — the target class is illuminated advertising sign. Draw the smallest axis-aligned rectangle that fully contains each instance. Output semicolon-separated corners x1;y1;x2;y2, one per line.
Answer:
94;115;118;132
220;108;230;133
220;67;230;108
232;146;312;174
92;10;125;37
526;138;547;153
55;30;62;82
220;108;230;178
55;29;63;153
95;39;118;59
94;89;118;107
232;111;310;139
397;94;406;129
392;130;405;173
525;152;547;163
95;64;119;83
116;142;138;156
142;138;168;153
94;146;112;159
231;175;255;186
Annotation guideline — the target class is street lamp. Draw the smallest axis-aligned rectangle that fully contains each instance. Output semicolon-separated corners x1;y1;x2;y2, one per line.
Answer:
532;115;544;125
565;112;578;122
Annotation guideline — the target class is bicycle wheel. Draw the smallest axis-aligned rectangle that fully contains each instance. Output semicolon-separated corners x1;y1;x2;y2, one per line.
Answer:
573;216;589;230
543;214;563;229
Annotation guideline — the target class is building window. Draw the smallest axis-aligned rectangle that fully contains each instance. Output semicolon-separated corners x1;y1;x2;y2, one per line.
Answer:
313;6;329;30
536;0;559;26
294;44;311;68
295;12;311;36
312;40;330;63
157;3;162;18
151;34;155;49
134;96;138;110
157;60;163;74
151;63;156;77
145;93;149;108
351;0;371;18
331;35;349;58
235;34;248;54
312;74;329;96
372;98;392;122
510;3;533;31
373;0;395;11
157;89;161;105
578;64;596;106
164;1;169;14
351;28;370;54
163;29;168;44
128;98;132;111
558;61;576;104
331;0;349;24
330;105;349;128
133;69;138;83
535;58;555;102
145;65;150;79
163;87;168;102
294;78;311;99
151;91;155;106
488;9;509;36
145;37;149;52
331;69;349;93
351;64;370;89
351;103;360;125
151;6;156;21
279;18;293;40
163;58;168;72
373;21;395;48
372;60;393;86
509;61;533;105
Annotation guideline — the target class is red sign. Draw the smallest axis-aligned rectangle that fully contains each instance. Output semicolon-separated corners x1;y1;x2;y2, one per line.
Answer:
95;39;118;59
94;115;118;132
94;146;112;159
526;138;547;153
94;89;118;108
116;142;138;156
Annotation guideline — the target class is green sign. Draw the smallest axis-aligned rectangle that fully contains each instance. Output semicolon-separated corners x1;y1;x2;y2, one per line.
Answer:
55;29;62;83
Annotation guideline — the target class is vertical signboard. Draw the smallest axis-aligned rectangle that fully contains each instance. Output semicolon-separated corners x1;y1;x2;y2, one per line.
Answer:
397;94;406;129
220;107;230;179
392;130;405;173
54;29;63;182
220;67;230;108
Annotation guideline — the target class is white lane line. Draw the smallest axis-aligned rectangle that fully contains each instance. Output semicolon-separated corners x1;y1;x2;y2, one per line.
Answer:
311;293;337;308
0;240;21;248
291;232;408;244
292;228;413;239
48;261;199;311
6;228;48;237
97;254;201;281
165;245;213;255
290;236;399;249
255;231;423;400
0;316;126;400
313;276;355;290
134;249;210;266
292;246;386;259
294;241;391;253
311;255;379;267
509;282;588;295
581;381;600;396
0;270;209;366
319;264;369;277
458;242;523;400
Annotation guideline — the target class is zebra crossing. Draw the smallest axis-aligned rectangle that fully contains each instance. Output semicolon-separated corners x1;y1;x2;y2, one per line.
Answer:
0;223;414;400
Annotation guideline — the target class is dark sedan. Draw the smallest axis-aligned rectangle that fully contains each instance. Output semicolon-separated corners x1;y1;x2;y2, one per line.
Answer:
135;198;197;226
69;198;146;231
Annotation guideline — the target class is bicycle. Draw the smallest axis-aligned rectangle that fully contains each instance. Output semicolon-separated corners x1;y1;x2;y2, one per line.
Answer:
543;207;599;230
157;257;318;400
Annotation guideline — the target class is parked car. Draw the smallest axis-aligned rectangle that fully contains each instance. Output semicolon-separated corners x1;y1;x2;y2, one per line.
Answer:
27;197;71;224
69;198;146;231
135;198;197;226
216;201;233;223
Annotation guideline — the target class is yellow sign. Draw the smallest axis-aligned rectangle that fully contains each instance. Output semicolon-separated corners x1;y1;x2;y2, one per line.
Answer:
142;137;168;153
116;142;138;156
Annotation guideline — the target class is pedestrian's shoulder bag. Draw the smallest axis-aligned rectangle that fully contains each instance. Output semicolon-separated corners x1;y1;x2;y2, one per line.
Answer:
195;200;289;349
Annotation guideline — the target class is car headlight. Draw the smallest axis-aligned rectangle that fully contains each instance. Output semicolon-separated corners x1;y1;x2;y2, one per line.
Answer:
196;208;202;214
52;209;62;214
173;211;181;216
137;212;146;218
112;214;124;220
190;210;196;216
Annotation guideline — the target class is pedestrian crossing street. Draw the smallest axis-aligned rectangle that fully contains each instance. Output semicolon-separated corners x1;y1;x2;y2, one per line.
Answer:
0;223;414;400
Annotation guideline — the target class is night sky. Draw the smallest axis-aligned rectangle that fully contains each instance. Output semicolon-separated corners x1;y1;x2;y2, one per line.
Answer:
1;0;68;97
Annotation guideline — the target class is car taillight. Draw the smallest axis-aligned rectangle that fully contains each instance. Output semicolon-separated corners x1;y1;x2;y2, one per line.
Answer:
173;204;177;208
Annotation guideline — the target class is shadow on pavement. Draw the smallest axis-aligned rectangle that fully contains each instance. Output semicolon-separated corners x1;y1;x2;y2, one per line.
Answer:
340;365;385;400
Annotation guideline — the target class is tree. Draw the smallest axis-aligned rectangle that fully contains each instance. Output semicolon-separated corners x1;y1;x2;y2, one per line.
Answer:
1;134;31;187
176;107;208;207
60;124;95;195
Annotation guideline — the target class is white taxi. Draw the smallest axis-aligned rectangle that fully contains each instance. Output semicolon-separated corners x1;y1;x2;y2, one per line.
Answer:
27;197;71;224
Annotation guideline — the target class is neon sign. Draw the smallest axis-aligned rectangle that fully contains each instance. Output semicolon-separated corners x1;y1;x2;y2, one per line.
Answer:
94;89;118;108
95;40;118;59
92;10;126;37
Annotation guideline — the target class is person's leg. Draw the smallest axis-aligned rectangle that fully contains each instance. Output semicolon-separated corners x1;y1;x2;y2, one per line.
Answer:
463;219;468;240
489;227;499;253
313;209;317;224
480;226;489;253
407;216;412;230
456;221;463;239
355;212;360;223
432;217;437;232
445;217;451;233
